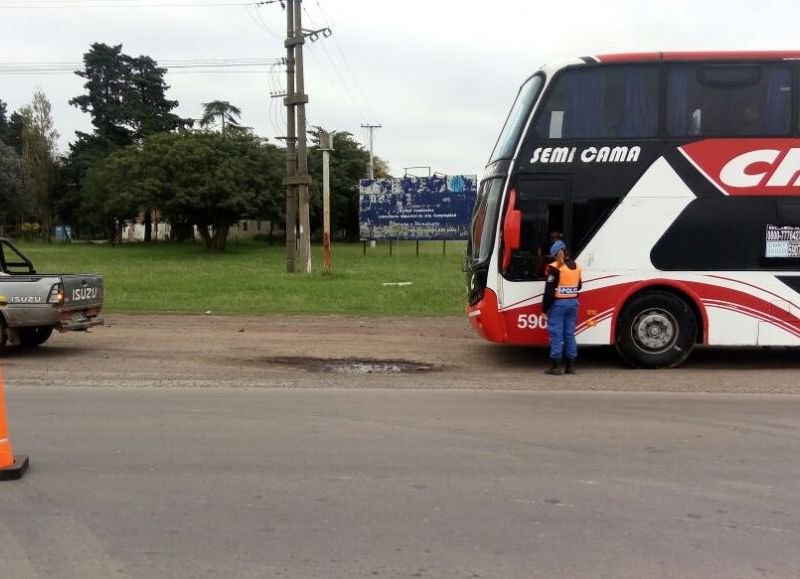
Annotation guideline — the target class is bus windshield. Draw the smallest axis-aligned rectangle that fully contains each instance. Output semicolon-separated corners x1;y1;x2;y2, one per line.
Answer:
489;74;543;163
468;178;504;264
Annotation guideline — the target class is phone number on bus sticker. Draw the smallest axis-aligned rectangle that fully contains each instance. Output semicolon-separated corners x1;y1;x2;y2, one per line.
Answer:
766;225;800;258
530;145;641;165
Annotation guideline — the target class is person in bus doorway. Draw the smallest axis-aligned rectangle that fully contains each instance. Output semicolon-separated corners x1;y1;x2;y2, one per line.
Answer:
542;239;582;375
536;230;564;277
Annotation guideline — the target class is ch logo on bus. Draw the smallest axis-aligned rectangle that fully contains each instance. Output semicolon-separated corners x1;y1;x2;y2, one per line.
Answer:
681;139;800;196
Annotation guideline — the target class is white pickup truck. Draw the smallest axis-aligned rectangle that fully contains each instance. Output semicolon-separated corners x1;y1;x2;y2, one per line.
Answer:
0;238;103;349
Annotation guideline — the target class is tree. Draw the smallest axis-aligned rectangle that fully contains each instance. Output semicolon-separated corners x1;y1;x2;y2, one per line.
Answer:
158;133;282;250
82;145;150;243
0;99;7;143
67;43;192;240
199;100;243;136
83;132;284;250
3;111;25;155
20;90;59;243
0;141;28;233
70;43;190;148
58;133;118;239
307;129;390;241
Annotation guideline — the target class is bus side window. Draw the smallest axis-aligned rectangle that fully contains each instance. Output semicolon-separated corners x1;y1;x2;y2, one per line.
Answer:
535;66;658;140
667;65;792;137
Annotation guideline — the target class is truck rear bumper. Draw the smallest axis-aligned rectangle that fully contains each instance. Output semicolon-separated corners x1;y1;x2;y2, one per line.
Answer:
57;315;104;332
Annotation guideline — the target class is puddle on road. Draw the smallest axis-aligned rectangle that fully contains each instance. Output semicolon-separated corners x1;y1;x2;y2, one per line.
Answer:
264;356;437;374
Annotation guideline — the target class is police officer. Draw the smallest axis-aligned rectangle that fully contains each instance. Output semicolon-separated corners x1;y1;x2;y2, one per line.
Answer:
542;240;582;375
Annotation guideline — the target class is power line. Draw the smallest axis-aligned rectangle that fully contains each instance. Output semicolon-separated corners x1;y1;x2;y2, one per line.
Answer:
299;5;372;131
311;0;378;124
0;1;268;8
244;3;283;42
0;57;284;75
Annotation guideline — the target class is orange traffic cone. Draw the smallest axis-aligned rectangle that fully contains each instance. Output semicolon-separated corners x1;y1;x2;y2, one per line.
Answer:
0;364;28;480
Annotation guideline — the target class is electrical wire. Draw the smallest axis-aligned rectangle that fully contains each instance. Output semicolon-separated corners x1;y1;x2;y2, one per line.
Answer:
0;57;284;75
0;1;266;8
245;3;284;42
309;0;379;124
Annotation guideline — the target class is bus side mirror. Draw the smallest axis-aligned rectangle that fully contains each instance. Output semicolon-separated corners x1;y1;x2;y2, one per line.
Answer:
502;188;521;273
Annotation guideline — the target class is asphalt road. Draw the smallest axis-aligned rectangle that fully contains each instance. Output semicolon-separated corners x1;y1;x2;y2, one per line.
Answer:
3;387;800;579
2;314;800;578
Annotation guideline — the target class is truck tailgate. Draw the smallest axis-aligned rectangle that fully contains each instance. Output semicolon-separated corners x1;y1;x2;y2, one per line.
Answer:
55;274;104;331
61;274;104;310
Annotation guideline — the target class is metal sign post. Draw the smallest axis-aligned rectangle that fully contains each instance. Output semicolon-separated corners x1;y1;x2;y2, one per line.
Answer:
320;131;334;274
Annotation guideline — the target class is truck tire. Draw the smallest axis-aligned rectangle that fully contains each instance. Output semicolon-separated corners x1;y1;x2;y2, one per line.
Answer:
615;291;697;369
19;326;54;348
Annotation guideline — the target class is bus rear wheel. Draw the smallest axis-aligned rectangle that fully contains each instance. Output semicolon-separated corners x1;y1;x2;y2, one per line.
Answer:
615;291;697;368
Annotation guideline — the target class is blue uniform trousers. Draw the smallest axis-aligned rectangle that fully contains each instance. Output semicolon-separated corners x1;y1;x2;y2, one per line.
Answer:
547;298;578;360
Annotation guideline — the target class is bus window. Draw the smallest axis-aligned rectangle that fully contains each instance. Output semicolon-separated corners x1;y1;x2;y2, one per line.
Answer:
535;66;658;139
667;65;792;136
489;74;544;163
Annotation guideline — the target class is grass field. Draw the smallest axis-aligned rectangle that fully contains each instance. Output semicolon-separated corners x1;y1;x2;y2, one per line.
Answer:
15;239;468;316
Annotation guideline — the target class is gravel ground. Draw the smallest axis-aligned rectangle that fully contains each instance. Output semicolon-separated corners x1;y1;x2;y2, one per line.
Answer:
3;313;800;393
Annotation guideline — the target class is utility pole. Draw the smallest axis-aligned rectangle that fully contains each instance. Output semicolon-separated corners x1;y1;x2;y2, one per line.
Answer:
294;0;312;274
320;130;334;275
280;0;329;273
361;123;381;179
283;0;298;273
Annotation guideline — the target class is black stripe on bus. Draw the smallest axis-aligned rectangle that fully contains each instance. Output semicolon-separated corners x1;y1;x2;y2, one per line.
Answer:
777;276;800;298
662;146;727;199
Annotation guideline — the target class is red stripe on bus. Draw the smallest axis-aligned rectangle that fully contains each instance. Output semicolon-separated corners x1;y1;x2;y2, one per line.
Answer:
595;51;800;63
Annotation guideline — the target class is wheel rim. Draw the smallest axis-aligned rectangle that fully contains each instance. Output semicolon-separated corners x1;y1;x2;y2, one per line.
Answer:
631;308;678;354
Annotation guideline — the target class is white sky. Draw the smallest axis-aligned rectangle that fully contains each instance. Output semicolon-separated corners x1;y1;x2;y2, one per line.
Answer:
1;0;799;176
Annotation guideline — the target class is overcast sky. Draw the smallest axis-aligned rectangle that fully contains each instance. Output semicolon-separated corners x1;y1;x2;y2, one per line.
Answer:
1;0;799;177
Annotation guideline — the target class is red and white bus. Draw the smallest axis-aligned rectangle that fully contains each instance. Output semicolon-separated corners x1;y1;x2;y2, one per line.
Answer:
466;51;800;367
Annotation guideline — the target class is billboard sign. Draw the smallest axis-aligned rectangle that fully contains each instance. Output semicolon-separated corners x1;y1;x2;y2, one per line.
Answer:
359;175;477;241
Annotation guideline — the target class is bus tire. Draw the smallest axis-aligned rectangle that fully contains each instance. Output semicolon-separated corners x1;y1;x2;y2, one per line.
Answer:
0;316;6;353
615;291;697;369
19;326;54;348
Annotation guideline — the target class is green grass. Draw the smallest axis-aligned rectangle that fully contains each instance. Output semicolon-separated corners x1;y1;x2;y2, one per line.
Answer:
15;239;468;316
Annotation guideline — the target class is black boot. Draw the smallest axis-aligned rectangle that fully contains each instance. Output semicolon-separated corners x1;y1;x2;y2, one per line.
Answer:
545;358;563;375
565;358;576;375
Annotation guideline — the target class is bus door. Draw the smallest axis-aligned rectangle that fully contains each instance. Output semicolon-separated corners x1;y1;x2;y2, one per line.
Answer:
499;176;567;309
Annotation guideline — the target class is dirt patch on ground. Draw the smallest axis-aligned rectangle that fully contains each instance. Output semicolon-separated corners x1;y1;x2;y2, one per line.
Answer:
4;313;800;393
263;356;439;374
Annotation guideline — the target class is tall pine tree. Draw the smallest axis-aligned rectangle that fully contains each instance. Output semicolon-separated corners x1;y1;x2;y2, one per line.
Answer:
66;43;191;240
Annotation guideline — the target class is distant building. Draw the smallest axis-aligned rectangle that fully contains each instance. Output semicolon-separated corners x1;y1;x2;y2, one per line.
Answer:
121;215;278;242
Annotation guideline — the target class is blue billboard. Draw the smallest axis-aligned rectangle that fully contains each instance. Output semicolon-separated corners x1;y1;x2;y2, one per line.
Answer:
359;175;477;241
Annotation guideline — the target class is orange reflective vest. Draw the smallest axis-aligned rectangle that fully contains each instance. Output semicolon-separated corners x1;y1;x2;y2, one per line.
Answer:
549;261;581;299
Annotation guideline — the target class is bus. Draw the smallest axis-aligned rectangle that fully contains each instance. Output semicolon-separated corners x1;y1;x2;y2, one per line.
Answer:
466;51;800;368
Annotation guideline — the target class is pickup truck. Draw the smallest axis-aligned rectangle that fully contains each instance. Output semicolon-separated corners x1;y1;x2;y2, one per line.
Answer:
0;238;103;349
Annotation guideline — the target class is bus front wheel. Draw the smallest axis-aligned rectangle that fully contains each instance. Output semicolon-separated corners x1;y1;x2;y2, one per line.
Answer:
615;291;697;368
